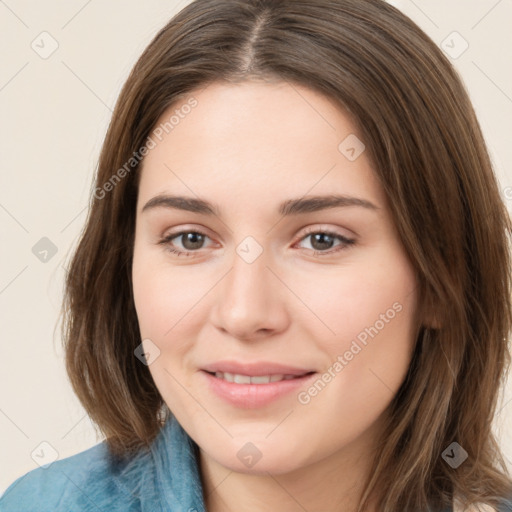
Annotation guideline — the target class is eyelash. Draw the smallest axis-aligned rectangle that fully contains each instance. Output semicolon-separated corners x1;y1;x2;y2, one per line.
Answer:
158;226;356;258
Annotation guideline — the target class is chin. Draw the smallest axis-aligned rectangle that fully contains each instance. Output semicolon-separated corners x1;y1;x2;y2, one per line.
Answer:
201;435;312;476
216;452;304;475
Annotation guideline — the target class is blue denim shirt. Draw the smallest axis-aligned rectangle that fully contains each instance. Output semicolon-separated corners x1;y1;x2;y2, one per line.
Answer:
1;414;511;511
0;414;205;512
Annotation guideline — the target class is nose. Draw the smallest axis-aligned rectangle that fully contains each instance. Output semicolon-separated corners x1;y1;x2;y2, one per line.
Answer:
210;244;289;341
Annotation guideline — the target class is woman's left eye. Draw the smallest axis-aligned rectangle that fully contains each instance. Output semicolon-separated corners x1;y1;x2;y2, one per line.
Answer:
158;228;356;258
296;228;356;255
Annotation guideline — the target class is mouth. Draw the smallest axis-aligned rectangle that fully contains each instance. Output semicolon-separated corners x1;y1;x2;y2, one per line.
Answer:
207;371;315;384
199;364;317;408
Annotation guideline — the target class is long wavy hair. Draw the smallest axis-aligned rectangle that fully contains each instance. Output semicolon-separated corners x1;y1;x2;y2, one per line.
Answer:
61;0;512;510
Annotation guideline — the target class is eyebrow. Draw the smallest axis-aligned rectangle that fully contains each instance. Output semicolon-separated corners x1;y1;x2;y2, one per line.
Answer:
141;194;379;217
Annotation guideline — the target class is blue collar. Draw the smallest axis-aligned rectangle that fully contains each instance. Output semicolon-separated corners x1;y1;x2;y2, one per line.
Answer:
150;414;206;511
106;413;207;511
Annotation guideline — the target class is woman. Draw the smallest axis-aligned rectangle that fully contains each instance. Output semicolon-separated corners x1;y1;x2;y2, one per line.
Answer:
1;0;511;511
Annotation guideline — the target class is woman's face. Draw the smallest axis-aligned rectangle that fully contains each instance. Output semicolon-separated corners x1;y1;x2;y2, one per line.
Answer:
132;80;419;474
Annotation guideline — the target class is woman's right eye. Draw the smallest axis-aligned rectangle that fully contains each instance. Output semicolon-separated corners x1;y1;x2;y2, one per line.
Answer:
158;230;213;257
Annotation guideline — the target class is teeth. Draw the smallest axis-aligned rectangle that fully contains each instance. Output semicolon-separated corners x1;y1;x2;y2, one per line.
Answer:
251;375;272;384
233;373;251;384
213;372;298;384
223;372;235;383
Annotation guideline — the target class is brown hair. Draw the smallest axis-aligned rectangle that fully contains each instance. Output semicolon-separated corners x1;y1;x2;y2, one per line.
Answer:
61;0;512;510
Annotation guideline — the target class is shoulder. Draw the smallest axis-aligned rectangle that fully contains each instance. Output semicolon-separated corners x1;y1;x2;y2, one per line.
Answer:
0;441;153;512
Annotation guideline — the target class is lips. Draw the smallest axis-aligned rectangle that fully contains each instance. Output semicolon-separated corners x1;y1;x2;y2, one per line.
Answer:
199;360;317;408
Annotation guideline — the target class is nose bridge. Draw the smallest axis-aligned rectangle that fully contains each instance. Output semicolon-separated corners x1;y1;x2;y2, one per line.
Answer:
224;237;272;308
213;234;286;337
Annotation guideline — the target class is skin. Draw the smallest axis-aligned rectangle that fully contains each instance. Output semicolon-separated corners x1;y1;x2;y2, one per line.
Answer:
132;80;421;512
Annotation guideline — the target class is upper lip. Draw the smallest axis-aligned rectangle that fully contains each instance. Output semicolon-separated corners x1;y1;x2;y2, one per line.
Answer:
201;360;315;377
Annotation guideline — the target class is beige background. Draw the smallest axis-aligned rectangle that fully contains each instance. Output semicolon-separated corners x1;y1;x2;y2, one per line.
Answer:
1;0;511;495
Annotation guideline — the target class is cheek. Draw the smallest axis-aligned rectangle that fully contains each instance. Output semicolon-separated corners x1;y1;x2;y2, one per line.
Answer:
298;249;418;418
131;245;219;397
296;241;417;366
132;254;169;339
132;242;203;340
131;249;200;410
291;247;417;353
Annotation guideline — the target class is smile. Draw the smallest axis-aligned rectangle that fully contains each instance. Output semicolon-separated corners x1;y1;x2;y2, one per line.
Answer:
212;372;299;384
201;369;317;408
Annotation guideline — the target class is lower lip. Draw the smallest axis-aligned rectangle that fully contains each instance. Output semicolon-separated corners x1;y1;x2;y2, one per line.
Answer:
200;370;317;408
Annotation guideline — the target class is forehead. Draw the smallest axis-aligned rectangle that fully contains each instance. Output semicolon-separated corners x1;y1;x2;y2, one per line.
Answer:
137;80;387;214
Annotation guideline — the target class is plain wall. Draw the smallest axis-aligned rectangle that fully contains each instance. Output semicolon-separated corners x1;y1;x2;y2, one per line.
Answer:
1;0;511;494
